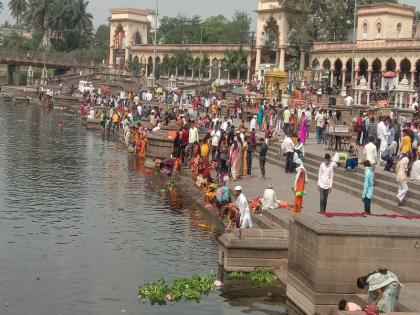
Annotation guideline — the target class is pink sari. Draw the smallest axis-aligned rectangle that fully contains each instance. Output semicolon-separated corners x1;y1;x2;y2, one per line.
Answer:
298;115;308;144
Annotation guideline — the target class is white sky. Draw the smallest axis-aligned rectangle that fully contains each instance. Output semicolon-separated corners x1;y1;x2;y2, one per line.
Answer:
0;0;418;29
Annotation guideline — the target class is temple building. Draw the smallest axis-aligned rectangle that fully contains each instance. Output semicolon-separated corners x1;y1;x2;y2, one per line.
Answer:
310;2;420;93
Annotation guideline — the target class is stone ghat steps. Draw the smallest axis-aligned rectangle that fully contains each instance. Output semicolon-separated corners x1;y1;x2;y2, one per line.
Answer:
255;146;420;217
268;142;420;195
251;212;284;230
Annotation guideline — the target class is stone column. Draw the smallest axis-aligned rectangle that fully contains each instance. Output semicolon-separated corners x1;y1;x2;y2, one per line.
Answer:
299;49;305;72
381;71;385;89
255;47;262;78
366;89;370;106
279;48;285;71
400;93;403;109
109;48;114;67
367;70;372;89
410;71;415;90
340;69;347;96
208;67;211;80
275;50;280;68
247;56;251;82
218;64;221;82
396;69;400;87
145;64;148;77
330;70;334;87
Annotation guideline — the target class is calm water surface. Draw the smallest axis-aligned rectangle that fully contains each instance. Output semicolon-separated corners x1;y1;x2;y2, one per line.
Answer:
0;104;286;315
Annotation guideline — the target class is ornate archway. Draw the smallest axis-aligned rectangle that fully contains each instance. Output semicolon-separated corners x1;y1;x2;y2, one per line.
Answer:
255;0;289;76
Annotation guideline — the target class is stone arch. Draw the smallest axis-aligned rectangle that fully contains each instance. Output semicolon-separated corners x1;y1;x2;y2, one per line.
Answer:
147;56;153;76
193;57;201;77
255;1;288;75
334;59;343;87
371;58;382;89
312;58;320;70
322;59;331;71
362;20;368;39
211;58;219;80
415;59;420;92
385;58;396;72
345;59;353;83
396;23;402;38
358;58;368;79
399;58;411;81
375;19;382;38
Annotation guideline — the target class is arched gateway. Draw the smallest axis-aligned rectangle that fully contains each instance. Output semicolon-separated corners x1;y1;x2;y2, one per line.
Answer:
255;0;289;77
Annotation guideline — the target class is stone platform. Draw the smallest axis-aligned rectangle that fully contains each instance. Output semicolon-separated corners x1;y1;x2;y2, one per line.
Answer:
287;212;420;314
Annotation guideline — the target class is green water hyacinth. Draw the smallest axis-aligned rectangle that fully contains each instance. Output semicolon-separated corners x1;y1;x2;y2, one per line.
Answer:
138;272;216;305
228;268;277;284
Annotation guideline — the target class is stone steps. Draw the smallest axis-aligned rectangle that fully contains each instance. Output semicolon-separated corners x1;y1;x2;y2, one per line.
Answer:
260;153;420;215
251;213;284;229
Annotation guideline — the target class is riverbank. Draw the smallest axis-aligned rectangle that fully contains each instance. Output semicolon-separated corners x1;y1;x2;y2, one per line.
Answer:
6;87;420;314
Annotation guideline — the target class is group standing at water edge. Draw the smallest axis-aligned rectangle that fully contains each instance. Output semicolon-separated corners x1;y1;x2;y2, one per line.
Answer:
74;84;420;225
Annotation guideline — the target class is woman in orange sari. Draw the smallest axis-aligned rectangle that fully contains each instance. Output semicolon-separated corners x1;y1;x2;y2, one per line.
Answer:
133;128;140;158
201;135;211;166
293;161;308;214
138;133;148;159
242;138;249;176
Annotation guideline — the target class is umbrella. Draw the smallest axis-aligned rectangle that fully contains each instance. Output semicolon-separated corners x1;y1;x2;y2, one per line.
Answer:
384;71;396;78
232;86;250;96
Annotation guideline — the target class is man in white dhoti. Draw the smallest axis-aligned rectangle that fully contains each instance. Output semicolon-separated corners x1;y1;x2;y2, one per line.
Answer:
234;186;252;229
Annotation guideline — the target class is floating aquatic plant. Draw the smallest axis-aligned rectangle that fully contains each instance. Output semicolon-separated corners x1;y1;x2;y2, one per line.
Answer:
228;268;277;284
138;272;216;305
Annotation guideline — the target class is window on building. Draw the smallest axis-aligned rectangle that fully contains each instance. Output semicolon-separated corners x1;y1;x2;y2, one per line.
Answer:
376;22;382;38
396;23;402;38
363;23;368;39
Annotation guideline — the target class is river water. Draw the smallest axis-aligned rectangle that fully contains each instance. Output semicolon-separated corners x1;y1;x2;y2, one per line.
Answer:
0;104;286;315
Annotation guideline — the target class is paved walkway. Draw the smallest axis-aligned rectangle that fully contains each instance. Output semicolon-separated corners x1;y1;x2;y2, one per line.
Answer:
226;134;394;217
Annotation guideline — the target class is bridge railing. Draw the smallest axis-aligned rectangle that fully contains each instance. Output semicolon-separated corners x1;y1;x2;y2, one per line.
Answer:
0;49;100;68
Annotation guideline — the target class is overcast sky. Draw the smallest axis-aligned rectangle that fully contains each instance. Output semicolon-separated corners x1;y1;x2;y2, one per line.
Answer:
0;0;418;29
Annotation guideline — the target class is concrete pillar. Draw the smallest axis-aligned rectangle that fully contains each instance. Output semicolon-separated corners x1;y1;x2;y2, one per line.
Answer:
367;90;370;106
367;70;372;89
218;64;221;81
208;67;211;80
400;93;403;109
255;47;262;78
145;64;148;77
275;50;280;68
299;49;305;72
247;56;251;83
330;70;334;87
279;48;285;71
410;71;415;90
381;71;385;89
340;70;347;96
109;48;114;67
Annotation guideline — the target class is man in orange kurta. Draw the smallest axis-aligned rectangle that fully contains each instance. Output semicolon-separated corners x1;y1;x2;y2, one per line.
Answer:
293;161;308;214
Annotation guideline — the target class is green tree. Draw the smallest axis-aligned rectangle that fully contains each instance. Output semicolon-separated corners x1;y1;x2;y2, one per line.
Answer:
128;56;141;75
173;49;193;80
8;0;28;34
227;11;252;44
200;53;210;78
161;54;170;77
25;0;54;38
223;50;238;81
202;15;229;44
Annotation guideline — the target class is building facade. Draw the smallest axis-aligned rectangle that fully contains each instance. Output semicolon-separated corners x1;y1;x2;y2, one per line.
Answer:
310;3;420;93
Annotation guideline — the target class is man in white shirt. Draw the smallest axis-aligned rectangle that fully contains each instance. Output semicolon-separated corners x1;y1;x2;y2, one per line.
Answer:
211;125;221;161
315;109;325;144
281;133;295;173
412;100;418;113
188;121;199;146
234;186;252;228
134;94;140;106
318;154;334;213
364;137;378;167
261;184;278;210
345;94;354;107
204;97;211;113
283;106;291;134
377;118;390;163
250;115;257;131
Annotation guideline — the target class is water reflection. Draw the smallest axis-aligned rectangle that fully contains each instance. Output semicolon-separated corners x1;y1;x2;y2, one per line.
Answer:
0;104;286;315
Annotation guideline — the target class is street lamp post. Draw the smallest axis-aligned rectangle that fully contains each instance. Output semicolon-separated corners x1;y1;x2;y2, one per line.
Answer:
350;0;357;94
150;0;159;88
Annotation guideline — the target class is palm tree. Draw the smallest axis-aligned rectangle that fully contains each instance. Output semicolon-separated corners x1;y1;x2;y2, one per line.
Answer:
223;50;238;82
25;0;54;47
69;0;93;61
234;49;248;80
161;54;170;77
8;0;27;34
